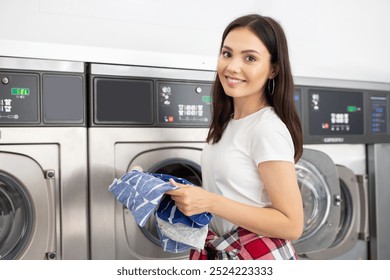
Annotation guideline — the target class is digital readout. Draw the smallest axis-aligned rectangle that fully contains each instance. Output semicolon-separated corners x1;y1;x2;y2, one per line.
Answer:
11;88;30;95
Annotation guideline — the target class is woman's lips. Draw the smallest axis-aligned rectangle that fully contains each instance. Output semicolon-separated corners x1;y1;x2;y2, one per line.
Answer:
226;76;245;86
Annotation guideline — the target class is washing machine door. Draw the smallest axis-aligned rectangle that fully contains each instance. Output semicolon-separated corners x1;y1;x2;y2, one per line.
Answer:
114;144;203;259
0;152;56;260
292;148;341;254
0;170;32;260
304;165;369;259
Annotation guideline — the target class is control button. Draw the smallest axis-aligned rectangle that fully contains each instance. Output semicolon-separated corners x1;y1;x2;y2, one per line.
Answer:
1;77;9;85
162;86;171;93
195;87;202;94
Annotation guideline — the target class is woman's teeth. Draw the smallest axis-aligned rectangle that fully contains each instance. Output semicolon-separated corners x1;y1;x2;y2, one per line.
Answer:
227;77;244;84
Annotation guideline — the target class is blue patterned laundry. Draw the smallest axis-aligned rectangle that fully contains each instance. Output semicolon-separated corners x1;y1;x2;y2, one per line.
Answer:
108;170;212;253
151;173;212;228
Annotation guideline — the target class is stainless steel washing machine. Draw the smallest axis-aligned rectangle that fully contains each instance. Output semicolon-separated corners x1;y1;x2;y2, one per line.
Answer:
0;57;88;259
292;78;390;259
88;64;215;259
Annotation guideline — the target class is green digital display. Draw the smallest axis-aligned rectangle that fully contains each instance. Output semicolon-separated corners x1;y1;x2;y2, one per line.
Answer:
202;95;212;103
11;88;30;95
347;105;357;112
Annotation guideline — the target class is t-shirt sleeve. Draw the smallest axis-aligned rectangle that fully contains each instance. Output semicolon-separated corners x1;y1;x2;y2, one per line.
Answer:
250;119;295;165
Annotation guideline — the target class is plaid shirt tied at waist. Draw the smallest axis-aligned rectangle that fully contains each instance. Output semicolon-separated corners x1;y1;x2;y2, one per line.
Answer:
189;227;298;260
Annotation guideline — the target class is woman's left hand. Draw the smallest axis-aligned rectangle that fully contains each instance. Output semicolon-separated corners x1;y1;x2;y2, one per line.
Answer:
165;179;213;216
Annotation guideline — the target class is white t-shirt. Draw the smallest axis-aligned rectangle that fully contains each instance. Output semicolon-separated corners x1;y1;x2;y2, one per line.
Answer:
201;106;295;236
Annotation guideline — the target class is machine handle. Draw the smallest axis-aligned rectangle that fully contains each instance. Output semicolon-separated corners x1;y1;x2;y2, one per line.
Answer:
44;169;57;260
357;174;370;241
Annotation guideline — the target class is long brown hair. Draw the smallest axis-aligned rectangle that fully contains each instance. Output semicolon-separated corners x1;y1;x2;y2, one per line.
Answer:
206;14;303;162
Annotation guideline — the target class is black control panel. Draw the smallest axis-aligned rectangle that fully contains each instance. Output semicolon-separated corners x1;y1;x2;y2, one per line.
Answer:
308;89;364;136
0;73;39;123
91;76;212;127
157;81;212;126
295;85;390;144
0;71;85;126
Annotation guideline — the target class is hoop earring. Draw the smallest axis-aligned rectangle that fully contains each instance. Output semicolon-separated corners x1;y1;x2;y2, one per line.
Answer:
267;79;275;96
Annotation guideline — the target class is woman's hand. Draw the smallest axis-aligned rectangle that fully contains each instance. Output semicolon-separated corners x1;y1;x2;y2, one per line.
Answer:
165;179;213;216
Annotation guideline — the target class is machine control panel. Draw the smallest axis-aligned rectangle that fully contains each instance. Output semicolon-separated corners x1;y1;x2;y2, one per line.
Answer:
0;71;85;126
0;72;39;123
157;81;212;126
92;78;212;127
370;95;387;134
308;89;364;135
296;85;390;144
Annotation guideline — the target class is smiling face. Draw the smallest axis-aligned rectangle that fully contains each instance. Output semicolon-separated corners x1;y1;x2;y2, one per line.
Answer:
217;27;276;105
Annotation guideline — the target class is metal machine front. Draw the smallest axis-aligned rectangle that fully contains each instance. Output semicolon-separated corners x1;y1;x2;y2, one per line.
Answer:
88;64;215;259
0;146;58;260
294;78;390;259
0;57;88;260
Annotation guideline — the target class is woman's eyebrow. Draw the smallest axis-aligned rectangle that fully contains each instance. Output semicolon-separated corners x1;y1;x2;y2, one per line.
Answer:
222;45;261;55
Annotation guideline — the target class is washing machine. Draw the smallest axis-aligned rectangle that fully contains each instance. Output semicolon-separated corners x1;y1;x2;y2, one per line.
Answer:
292;78;390;259
0;57;88;259
88;64;215;259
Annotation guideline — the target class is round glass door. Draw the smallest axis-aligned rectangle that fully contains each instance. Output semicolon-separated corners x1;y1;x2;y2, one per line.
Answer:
295;159;331;242
0;171;33;260
304;165;363;259
292;148;341;255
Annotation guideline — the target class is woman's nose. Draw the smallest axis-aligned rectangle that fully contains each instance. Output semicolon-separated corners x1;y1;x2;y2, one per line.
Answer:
226;57;242;74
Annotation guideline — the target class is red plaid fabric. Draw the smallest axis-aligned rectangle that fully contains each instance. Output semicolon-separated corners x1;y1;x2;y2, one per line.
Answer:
189;227;298;260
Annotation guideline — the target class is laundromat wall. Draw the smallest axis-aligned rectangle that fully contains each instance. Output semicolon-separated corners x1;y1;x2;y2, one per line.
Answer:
1;0;390;260
1;0;390;83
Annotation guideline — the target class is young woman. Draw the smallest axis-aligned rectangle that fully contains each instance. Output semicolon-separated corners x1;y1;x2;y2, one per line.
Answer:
166;14;304;260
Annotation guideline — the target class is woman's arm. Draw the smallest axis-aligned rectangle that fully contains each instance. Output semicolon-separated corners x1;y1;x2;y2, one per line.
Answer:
166;161;303;240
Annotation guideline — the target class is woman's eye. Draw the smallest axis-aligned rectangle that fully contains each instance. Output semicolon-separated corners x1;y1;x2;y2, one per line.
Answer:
221;51;231;58
246;56;256;62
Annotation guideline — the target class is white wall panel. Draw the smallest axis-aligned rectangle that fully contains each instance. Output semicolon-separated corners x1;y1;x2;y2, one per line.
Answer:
0;0;389;83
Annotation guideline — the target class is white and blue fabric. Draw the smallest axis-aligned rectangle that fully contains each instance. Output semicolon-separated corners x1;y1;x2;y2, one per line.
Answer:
108;170;212;253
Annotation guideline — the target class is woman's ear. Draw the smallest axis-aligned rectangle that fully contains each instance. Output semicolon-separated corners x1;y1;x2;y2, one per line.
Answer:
269;64;279;79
